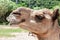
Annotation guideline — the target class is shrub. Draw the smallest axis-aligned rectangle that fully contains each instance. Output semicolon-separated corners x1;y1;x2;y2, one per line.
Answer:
0;0;28;24
0;0;17;24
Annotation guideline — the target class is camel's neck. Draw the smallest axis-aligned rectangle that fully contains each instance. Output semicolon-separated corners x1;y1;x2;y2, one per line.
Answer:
37;20;60;40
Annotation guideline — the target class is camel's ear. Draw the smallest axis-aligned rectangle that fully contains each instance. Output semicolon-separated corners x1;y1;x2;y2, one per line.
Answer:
52;9;59;21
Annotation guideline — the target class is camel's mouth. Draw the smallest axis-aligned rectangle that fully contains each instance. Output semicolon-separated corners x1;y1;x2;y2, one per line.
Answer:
9;19;26;26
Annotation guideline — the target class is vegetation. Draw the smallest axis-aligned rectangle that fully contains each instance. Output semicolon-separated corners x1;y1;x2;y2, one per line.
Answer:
0;28;21;37
0;25;27;37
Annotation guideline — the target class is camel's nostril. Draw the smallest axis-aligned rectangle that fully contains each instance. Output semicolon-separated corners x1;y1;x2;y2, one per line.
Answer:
21;19;25;22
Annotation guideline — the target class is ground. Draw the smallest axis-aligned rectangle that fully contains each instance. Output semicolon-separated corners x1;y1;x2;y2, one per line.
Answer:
0;25;38;40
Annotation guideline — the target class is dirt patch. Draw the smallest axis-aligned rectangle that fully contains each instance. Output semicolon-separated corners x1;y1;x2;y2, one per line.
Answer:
0;32;38;40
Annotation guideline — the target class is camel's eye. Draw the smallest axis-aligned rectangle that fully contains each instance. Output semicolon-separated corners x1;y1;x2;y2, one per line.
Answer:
13;12;21;15
35;15;44;22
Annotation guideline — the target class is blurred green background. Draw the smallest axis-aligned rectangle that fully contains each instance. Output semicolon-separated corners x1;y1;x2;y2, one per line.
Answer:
0;0;60;25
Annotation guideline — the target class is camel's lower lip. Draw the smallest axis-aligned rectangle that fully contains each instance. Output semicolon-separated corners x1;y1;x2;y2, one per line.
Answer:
9;21;23;26
9;23;19;27
9;22;19;25
8;19;26;26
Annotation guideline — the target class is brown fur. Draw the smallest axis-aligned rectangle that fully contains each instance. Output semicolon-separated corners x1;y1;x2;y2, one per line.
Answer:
6;7;60;40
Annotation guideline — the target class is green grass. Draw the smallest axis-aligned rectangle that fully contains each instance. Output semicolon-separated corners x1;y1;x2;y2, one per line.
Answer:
0;33;15;37
0;28;28;37
0;28;22;33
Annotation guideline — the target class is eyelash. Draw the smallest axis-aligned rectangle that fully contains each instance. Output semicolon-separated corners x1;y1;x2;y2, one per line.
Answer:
35;15;44;20
35;15;44;22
